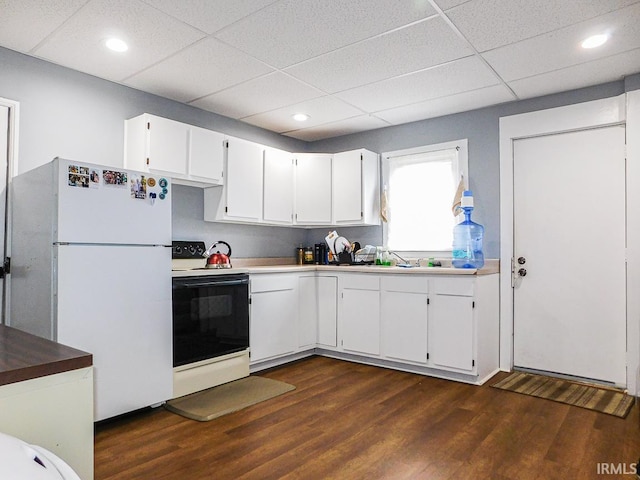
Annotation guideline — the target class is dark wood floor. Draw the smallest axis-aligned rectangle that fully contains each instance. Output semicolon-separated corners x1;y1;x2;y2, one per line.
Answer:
95;356;640;479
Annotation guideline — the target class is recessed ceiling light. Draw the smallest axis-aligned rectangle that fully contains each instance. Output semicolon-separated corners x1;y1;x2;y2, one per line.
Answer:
581;33;609;49
105;38;128;53
292;113;309;122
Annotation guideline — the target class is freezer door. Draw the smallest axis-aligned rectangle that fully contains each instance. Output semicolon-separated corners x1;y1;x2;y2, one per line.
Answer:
55;158;171;245
55;244;172;421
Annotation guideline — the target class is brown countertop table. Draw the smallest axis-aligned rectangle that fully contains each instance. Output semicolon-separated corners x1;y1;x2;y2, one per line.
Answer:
0;325;92;387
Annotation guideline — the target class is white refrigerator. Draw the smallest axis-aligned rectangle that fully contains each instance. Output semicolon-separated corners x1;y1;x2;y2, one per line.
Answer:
10;158;173;421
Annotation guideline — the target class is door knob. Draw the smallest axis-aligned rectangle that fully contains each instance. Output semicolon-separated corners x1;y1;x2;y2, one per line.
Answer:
517;257;526;265
518;268;527;277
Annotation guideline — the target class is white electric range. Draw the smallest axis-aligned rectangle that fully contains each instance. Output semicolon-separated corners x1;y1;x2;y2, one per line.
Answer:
170;241;250;398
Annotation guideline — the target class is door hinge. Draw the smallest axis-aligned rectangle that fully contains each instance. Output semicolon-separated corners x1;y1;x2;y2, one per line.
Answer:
472;359;475;367
427;353;430;360
146;157;150;166
249;296;252;305
427;297;430;305
147;122;150;130
225;206;228;213
472;301;475;308
224;141;229;148
0;257;10;278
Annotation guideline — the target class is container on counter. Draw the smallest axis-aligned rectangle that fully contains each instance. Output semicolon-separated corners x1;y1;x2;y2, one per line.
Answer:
296;246;304;265
452;190;484;269
303;246;314;264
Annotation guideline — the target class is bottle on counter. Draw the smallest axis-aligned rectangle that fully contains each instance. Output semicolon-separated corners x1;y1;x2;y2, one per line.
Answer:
296;246;304;265
452;190;484;269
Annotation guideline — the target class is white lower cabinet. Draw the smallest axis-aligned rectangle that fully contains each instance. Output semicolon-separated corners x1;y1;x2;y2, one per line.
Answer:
298;275;318;348
429;293;474;371
339;274;380;355
381;276;429;364
317;276;338;348
250;270;498;384
250;274;298;362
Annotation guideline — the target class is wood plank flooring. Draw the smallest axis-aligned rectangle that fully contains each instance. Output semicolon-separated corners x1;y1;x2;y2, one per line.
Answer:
95;356;640;479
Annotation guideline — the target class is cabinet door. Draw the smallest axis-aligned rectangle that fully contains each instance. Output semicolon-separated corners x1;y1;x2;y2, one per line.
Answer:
333;150;362;224
225;137;263;221
189;126;224;184
295;154;332;224
318;276;338;347
250;287;297;362
429;294;474;371
381;290;428;363
147;115;189;175
264;147;294;224
341;288;380;355
298;276;317;348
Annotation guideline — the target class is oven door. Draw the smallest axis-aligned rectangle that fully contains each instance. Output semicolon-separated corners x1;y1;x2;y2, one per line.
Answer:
172;274;249;367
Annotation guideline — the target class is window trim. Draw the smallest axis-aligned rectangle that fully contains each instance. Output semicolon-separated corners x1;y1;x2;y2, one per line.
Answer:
381;139;469;257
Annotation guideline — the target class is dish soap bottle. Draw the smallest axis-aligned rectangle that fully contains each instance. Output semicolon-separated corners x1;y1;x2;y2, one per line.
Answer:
452;190;484;269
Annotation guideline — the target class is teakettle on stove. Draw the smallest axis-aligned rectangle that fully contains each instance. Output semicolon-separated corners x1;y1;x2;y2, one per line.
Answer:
203;241;232;269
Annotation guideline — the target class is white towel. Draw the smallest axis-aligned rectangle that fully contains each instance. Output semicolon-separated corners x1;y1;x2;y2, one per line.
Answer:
451;175;465;215
380;185;388;223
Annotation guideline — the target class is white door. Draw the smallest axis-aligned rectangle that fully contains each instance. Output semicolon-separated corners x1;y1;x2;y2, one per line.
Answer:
263;147;294;224
225;137;263;221
0;106;8;322
189;126;224;184
429;294;474;371
513;126;626;386
295;154;332;224
333;150;362;224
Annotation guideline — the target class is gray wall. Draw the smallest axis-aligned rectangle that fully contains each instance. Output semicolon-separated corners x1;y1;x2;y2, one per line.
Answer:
2;45;638;259
308;78;638;258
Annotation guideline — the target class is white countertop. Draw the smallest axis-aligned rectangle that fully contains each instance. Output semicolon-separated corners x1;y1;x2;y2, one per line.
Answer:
172;258;499;276
243;263;499;275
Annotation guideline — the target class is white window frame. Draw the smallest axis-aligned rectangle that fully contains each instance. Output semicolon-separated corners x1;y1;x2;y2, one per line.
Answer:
381;139;468;258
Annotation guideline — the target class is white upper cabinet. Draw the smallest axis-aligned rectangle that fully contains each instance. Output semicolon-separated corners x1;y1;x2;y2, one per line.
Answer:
124;113;224;186
205;136;264;223
189;125;225;185
263;147;294;225
333;149;380;226
294;153;332;225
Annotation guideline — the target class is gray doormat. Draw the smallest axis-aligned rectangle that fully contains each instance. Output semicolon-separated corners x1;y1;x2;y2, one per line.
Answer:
165;376;295;422
492;372;634;418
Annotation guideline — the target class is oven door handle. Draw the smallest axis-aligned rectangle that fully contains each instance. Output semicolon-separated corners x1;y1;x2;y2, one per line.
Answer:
174;279;249;288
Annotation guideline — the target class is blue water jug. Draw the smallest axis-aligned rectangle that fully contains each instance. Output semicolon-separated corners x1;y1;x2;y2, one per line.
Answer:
452;191;484;269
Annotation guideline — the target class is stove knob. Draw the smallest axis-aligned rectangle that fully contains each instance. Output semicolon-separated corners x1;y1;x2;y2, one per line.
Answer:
188;245;196;256
196;246;204;256
174;245;182;255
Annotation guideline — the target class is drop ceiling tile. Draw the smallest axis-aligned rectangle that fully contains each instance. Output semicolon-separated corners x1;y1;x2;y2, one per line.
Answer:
432;0;472;10
482;3;640;82
139;0;278;34
32;0;205;82
374;84;515;124
283;115;391;141
285;16;473;93
125;37;273;103
241;96;365;133
0;0;89;52
335;55;499;112
190;72;324;119
509;47;640;99
214;0;437;68
447;0;639;52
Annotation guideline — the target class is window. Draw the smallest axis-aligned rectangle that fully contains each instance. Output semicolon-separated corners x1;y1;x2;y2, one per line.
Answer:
382;139;468;253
